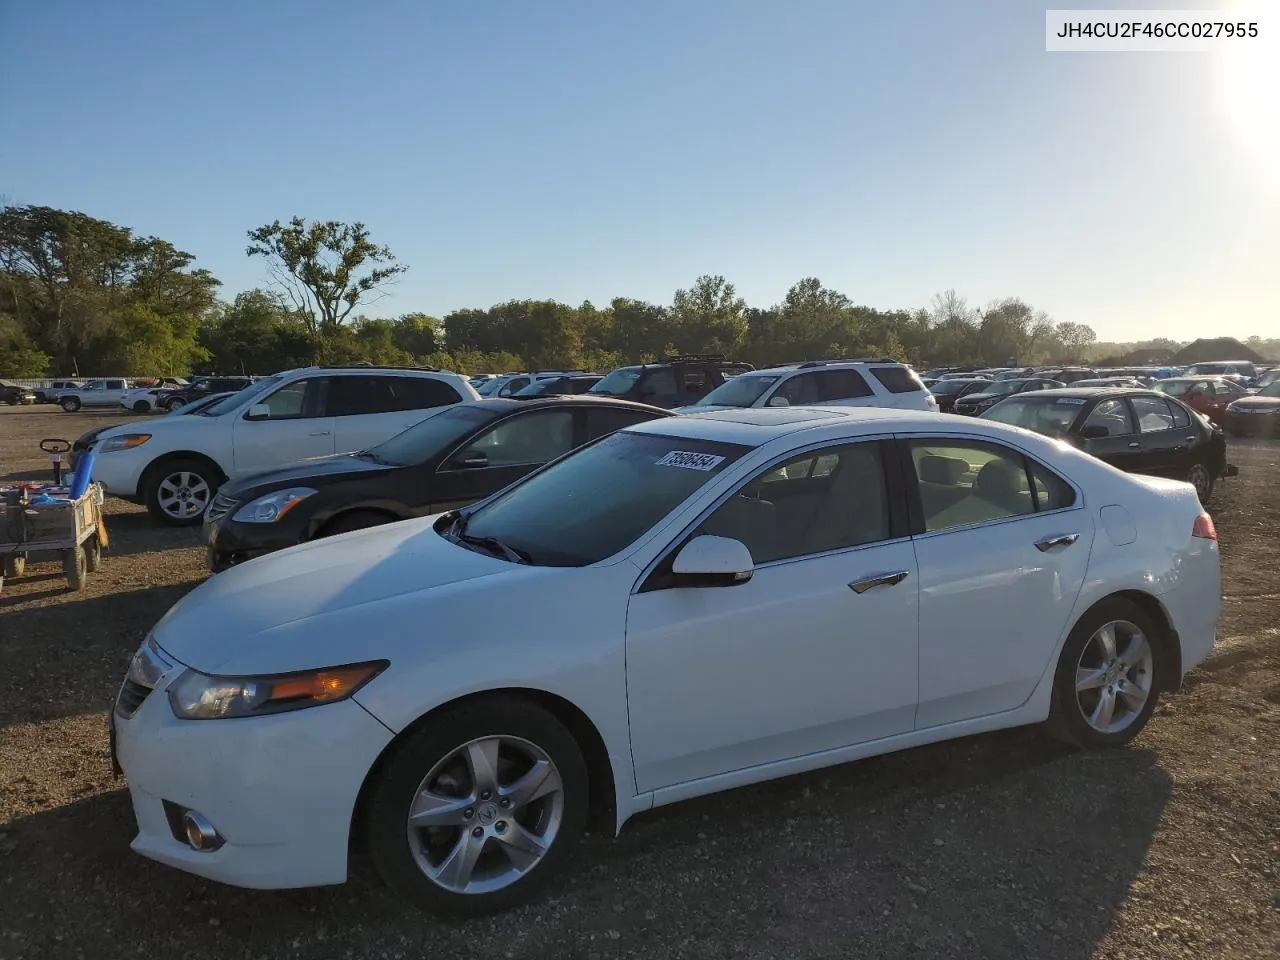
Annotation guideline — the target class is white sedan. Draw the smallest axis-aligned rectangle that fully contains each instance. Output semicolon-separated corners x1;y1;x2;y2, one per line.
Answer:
112;407;1220;915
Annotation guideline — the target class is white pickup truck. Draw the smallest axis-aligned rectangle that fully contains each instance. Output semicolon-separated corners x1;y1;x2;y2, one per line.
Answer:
56;378;134;412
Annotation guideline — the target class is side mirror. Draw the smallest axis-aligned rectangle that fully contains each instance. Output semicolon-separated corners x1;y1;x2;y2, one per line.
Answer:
766;395;790;407
452;450;489;469
670;535;754;587
245;403;271;421
1078;424;1108;439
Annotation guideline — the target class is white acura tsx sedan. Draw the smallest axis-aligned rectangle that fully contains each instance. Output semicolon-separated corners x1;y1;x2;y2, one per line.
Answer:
112;406;1220;915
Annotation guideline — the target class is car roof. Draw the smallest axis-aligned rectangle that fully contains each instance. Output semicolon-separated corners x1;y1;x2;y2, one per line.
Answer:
1001;387;1155;399
463;396;673;415
625;405;944;446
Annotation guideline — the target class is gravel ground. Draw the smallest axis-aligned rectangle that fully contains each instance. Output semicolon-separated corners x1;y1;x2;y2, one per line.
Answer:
0;405;1276;960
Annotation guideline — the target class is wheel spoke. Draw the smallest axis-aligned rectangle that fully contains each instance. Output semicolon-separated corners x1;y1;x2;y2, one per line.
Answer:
1095;624;1117;661
408;789;475;828
1090;687;1117;729
1075;665;1108;692
494;821;548;872
1116;681;1146;712
464;739;501;795
431;831;486;890
1117;633;1149;670
158;479;179;496
500;759;560;809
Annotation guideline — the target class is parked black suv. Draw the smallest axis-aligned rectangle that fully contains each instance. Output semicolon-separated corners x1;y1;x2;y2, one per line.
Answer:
588;356;754;408
159;376;255;410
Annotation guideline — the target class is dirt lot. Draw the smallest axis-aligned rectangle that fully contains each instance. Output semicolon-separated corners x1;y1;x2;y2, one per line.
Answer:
0;404;1276;960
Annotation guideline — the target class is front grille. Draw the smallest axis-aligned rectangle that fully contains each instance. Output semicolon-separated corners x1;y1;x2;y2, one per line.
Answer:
115;678;152;718
205;493;238;524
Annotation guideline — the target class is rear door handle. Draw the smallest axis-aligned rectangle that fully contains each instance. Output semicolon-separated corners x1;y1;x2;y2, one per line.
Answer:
1035;533;1080;552
309;430;331;436
849;571;910;594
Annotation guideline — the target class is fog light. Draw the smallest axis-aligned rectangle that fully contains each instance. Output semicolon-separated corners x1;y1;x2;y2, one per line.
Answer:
181;810;223;851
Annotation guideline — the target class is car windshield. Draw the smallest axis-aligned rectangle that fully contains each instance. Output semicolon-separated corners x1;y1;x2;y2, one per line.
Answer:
930;380;978;395
199;376;280;416
514;379;562;397
476;379;506;396
1154;380;1191;397
982;379;1031;396
1257;382;1280;398
694;374;781;407
588;366;643;397
981;396;1084;438
363;405;498;465
458;430;749;566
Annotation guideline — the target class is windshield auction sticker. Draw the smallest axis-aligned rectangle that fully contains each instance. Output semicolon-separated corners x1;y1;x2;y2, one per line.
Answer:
655;451;726;471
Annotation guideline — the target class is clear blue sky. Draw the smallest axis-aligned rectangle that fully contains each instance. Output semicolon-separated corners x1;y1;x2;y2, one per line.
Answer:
2;0;1276;342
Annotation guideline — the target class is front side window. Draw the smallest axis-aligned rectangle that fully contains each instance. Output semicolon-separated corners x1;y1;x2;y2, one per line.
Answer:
910;440;1038;532
696;442;891;564
589;366;642;397
641;368;678;400
1130;396;1175;433
584;407;666;440
459;431;748;566
775;372;821;405
694;374;780;407
257;379;319;419
453;410;576;468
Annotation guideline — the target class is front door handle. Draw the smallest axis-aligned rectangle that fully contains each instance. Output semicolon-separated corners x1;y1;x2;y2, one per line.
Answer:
1035;533;1080;552
309;430;331;437
1127;441;1140;449
849;570;910;594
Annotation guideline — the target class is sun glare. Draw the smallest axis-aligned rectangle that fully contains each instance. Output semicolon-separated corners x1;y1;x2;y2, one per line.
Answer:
1215;1;1280;193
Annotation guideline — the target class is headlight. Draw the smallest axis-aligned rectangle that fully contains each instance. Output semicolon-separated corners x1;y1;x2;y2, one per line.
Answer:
168;661;388;720
100;433;151;453
232;487;316;523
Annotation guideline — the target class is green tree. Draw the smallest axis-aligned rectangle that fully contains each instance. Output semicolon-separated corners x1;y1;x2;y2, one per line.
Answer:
246;217;407;361
670;275;747;356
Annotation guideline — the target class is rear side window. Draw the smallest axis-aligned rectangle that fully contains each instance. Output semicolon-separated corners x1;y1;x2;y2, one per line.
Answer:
1028;461;1076;511
1081;399;1135;437
869;367;923;394
1167;401;1191;429
1130;396;1175;433
389;376;462;411
641;369;679;400
585;407;665;440
817;370;874;400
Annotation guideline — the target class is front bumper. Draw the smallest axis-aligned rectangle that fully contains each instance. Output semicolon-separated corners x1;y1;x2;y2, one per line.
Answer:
113;654;395;889
204;508;308;572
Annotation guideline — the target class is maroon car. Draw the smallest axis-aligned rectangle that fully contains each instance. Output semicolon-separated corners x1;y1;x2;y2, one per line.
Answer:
1154;377;1247;425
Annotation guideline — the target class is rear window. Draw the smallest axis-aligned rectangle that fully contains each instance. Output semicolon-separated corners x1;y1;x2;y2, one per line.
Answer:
869;367;924;394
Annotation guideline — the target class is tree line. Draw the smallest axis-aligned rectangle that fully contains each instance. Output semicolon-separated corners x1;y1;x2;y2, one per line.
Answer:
1;204;1274;379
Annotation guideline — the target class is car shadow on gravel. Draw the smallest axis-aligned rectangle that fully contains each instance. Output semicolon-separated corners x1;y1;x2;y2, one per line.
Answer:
0;730;1172;960
0;580;203;728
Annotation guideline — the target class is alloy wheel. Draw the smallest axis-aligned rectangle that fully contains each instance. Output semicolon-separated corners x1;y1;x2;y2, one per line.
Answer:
1074;620;1153;734
406;735;565;895
156;471;212;520
1187;463;1211;500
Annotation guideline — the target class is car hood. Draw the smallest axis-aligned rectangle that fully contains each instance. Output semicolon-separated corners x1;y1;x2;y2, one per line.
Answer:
220;453;396;498
152;517;531;672
1229;396;1280;411
96;412;222;441
673;404;742;414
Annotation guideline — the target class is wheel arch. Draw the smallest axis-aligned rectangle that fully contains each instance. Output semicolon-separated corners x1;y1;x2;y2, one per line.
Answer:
1080;589;1182;692
311;504;411;540
348;687;617;862
140;450;229;493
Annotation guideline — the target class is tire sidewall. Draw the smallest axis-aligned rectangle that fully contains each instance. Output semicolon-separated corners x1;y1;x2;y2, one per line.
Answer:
1050;598;1165;748
61;398;80;412
144;459;219;526
366;698;589;917
1187;461;1214;504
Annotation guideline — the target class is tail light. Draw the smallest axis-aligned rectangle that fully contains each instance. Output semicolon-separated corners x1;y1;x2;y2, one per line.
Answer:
1192;513;1217;541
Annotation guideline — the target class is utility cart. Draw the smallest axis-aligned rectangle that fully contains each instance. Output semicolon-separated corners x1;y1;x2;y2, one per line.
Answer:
0;482;108;595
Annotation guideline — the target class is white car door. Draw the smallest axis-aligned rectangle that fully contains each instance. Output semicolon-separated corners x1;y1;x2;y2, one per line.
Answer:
626;439;919;793
328;375;467;454
231;376;336;477
904;437;1094;729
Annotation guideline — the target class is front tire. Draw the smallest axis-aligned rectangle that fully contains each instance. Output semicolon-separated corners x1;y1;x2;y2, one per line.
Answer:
1047;599;1166;748
365;698;588;917
133;400;151;413
165;396;186;410
61;397;81;412
144;458;219;526
63;545;87;591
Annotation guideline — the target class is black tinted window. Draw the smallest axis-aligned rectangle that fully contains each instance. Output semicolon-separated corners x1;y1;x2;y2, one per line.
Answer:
326;376;390;416
642;369;678;399
869;367;923;394
776;373;821;404
698;442;890;563
1168;400;1191;429
390;376;462;411
585;407;666;440
817;369;874;400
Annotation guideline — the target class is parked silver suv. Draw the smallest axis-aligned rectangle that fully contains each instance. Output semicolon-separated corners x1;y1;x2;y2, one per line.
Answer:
676;359;937;413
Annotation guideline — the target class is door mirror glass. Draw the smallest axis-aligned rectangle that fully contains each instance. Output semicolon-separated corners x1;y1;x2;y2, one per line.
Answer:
766;395;790;407
670;535;754;587
245;403;271;421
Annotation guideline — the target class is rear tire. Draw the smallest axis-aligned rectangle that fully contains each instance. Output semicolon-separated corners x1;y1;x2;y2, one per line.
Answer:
1047;598;1166;749
365;698;588;917
61;397;81;412
1186;461;1214;505
166;396;186;410
133;400;151;413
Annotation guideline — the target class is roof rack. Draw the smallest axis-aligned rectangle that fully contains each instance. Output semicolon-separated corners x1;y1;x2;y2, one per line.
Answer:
316;363;444;373
797;356;899;368
661;354;727;363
